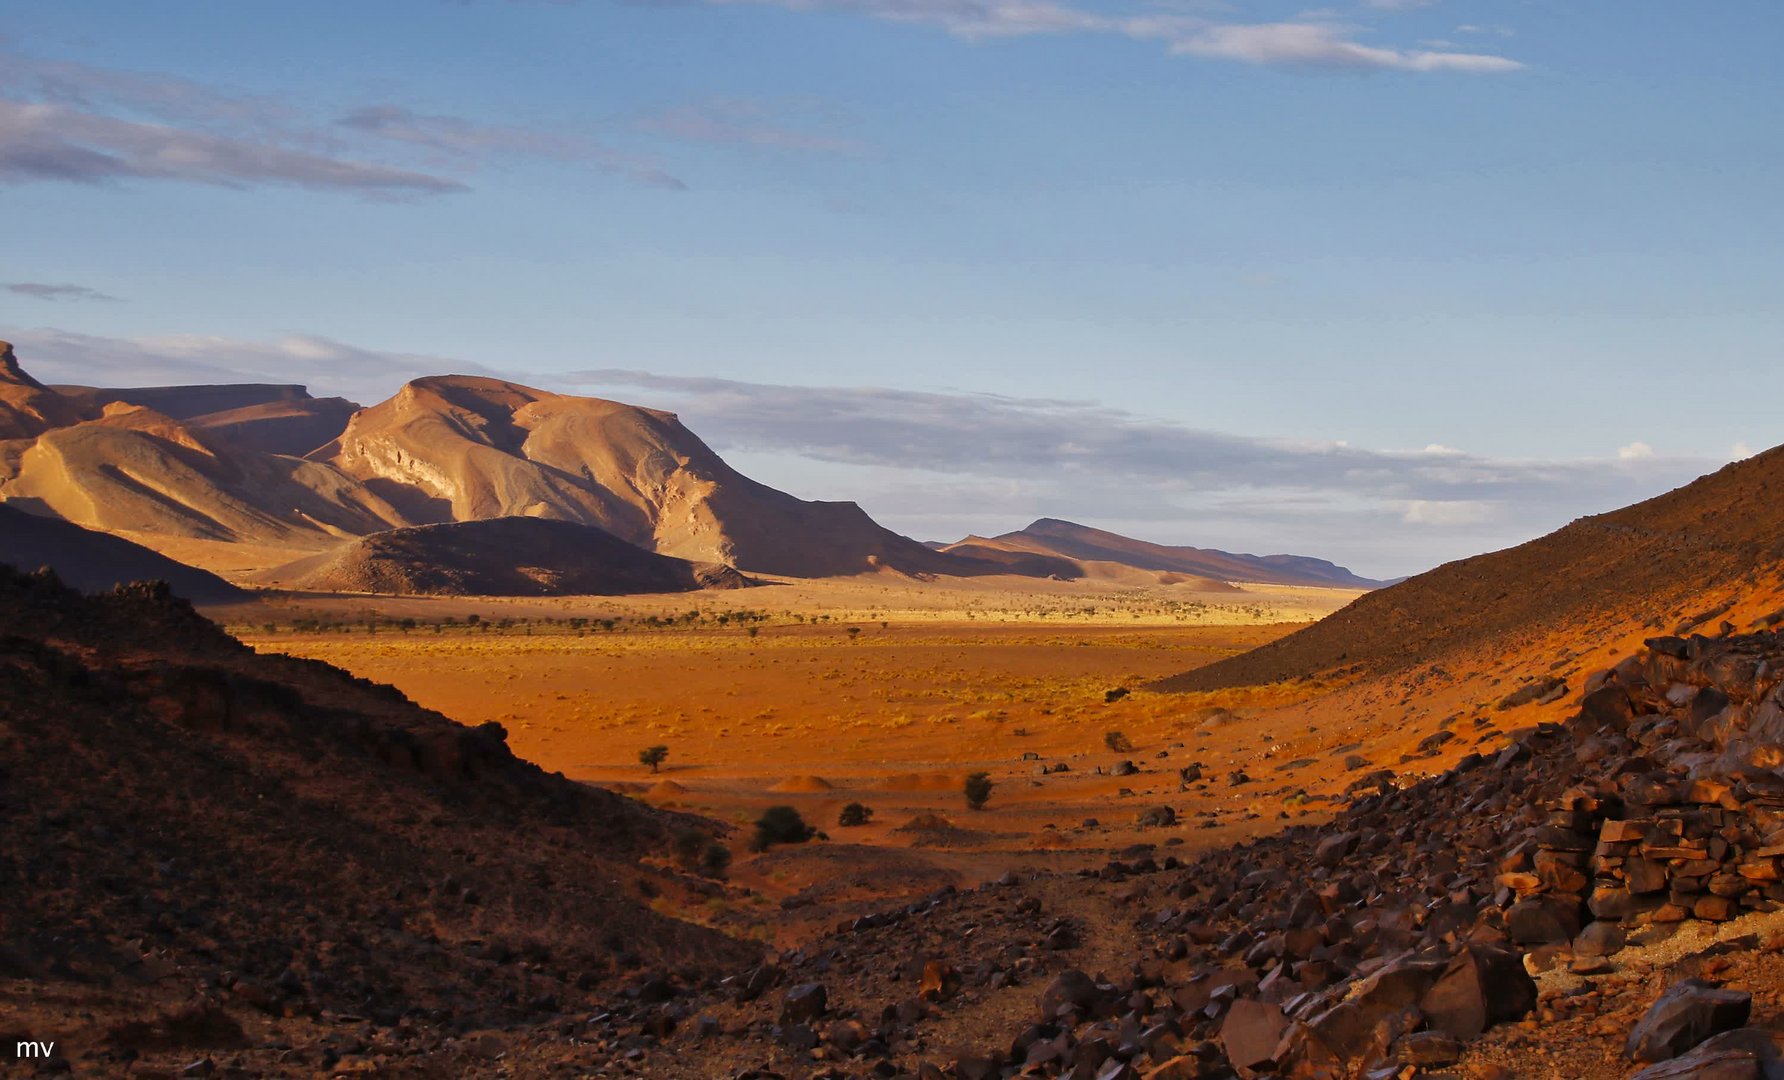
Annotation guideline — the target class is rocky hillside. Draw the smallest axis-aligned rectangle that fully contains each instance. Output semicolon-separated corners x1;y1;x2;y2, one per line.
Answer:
1158;446;1784;693
1;343;1097;583
528;625;1784;1079
264;516;755;596
0;565;754;1075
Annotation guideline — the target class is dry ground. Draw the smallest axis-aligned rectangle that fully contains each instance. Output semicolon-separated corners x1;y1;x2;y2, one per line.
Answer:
216;574;1364;941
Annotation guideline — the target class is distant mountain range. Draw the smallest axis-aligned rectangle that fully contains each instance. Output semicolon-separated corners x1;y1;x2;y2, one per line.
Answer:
939;518;1386;590
0;340;1381;597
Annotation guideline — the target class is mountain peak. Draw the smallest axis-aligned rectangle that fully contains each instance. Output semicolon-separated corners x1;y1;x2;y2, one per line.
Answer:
0;340;46;390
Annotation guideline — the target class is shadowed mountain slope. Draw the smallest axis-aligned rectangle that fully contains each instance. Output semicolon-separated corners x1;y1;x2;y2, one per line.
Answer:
265;516;755;596
1157;445;1784;692
0;502;244;602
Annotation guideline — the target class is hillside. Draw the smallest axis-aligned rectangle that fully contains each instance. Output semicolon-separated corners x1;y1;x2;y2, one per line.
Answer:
1158;446;1784;692
0;564;754;1074
316;374;994;578
0;502;244;602
945;517;1384;589
0;340;87;440
265;516;755;596
1;399;409;546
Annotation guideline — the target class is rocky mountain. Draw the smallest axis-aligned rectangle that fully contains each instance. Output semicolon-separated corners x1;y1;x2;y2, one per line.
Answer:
54;381;362;456
0;340;86;440
312;375;975;578
944;518;1384;590
264;516;756;596
0;564;754;1075
0;502;243;602
0;345;1062;584
1158;446;1784;693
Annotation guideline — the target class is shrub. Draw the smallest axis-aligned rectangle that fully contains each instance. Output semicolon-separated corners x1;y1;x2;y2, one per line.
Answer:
751;805;815;852
671;827;706;869
964;771;993;811
638;745;669;773
1104;730;1134;753
838;802;874;827
700;843;732;878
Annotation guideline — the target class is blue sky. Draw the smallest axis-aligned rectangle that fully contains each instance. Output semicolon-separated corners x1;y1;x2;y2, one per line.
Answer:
3;1;1780;577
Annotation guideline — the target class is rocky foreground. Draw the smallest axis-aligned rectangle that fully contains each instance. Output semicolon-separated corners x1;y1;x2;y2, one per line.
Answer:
8;568;1784;1077
576;623;1784;1079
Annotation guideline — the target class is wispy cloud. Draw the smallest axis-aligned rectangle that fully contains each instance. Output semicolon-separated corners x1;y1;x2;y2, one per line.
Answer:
634;99;866;155
0;48;686;195
5;282;121;303
560;369;1717;575
0;327;500;404
1172;22;1521;73
702;0;1521;72
0;100;467;194
336;105;687;189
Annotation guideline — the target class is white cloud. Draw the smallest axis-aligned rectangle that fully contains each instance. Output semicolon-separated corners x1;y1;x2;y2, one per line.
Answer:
0;327;500;404
1733;442;1755;460
1617;441;1656;461
1401;499;1493;525
1173;22;1522;73
705;0;1521;72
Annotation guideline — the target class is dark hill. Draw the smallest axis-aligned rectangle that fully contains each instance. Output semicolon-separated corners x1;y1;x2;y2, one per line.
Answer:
0;564;753;1073
0;503;245;602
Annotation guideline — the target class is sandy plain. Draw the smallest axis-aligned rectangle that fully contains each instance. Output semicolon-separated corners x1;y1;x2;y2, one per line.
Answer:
216;574;1364;940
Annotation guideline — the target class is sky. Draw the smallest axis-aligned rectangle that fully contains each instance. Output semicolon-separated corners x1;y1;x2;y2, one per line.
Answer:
2;1;1781;579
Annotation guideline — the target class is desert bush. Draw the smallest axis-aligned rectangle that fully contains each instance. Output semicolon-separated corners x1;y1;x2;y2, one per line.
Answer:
700;843;732;877
838;802;873;827
964;771;993;810
751;805;815;852
639;745;669;773
671;827;706;868
1104;730;1134;752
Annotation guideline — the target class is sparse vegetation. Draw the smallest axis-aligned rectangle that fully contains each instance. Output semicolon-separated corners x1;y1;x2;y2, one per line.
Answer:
638;745;669;773
751;805;815;851
964;771;993;810
838;802;873;827
1104;729;1134;752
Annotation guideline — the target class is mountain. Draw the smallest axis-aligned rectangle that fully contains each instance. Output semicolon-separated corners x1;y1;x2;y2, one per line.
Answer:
1;344;1378;587
0;502;245;602
55;380;362;458
943;518;1383;589
0;397;409;546
265;516;755;596
313;374;978;578
0;340;87;440
1157;445;1784;693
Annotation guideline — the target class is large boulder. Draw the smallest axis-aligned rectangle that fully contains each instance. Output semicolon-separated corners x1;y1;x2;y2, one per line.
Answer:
1218;999;1287;1075
1419;945;1537;1039
1626;980;1752;1064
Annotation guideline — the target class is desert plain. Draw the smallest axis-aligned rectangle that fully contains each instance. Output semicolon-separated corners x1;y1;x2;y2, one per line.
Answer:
216;575;1361;940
